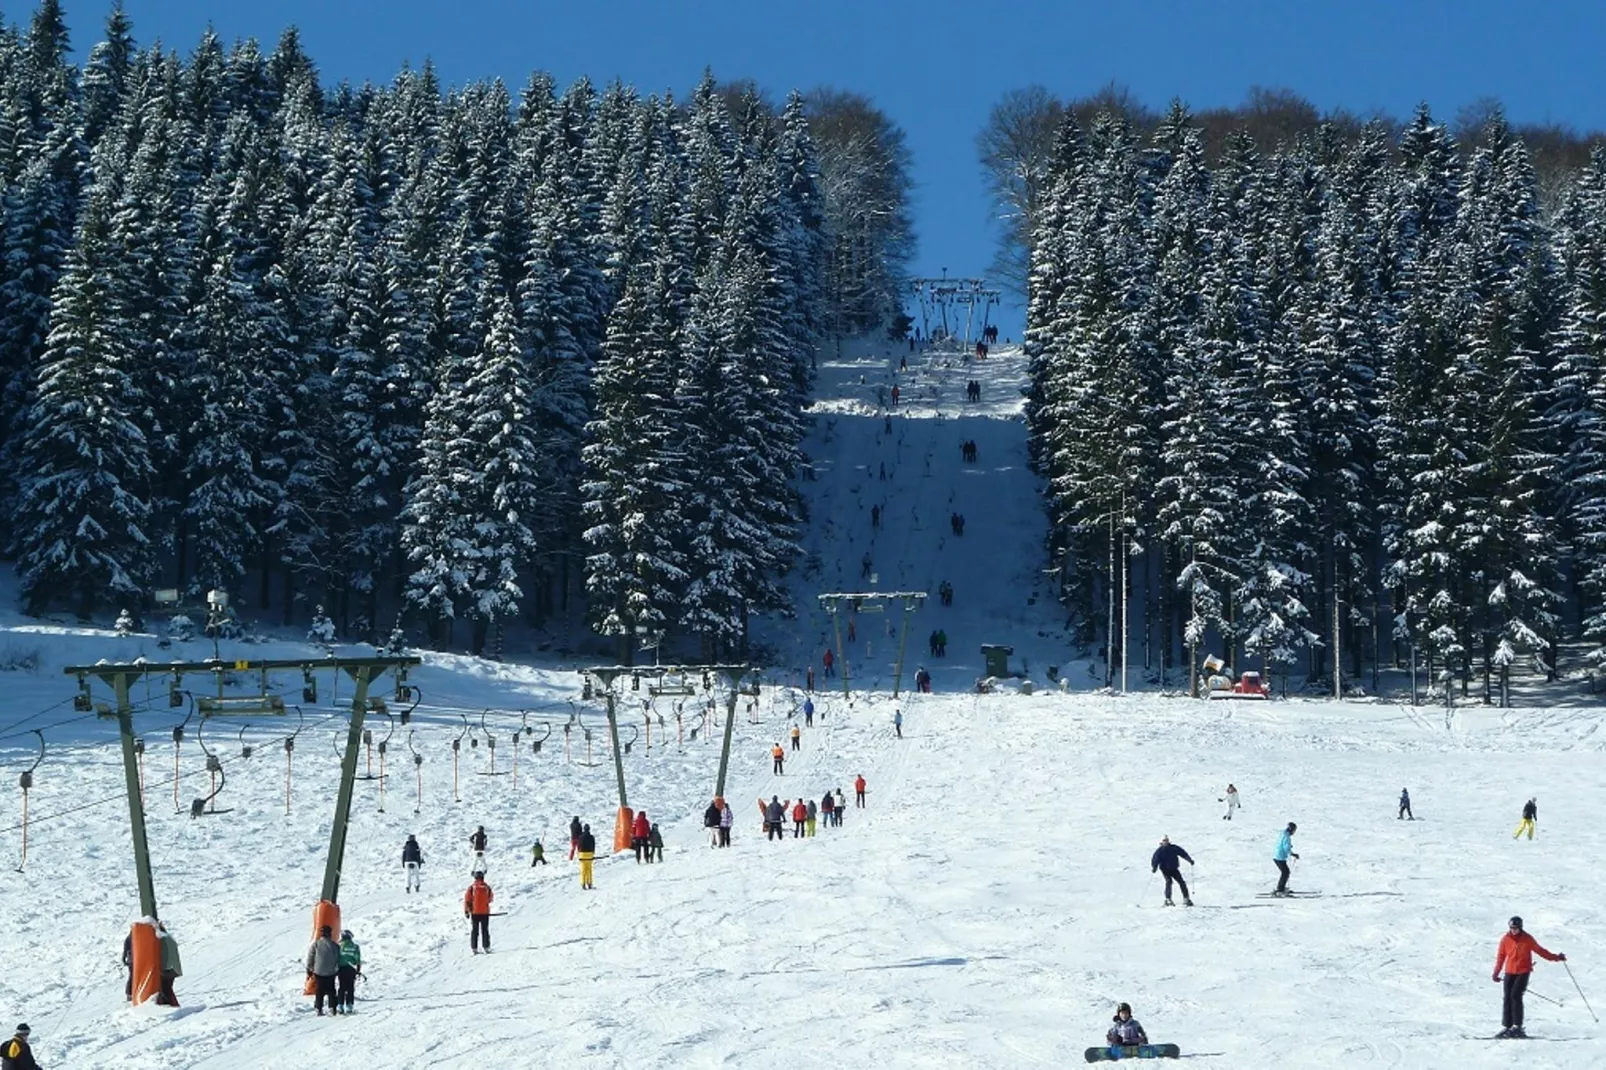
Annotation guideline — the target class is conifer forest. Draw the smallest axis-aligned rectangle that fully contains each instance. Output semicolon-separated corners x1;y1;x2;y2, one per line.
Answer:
0;2;913;658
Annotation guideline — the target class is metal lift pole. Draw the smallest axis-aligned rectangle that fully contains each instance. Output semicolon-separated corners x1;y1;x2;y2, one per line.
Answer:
893;598;915;698
604;688;629;809
109;671;159;919
319;666;372;904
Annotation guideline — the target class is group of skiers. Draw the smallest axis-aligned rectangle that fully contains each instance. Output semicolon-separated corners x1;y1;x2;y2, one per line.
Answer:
959;439;979;462
927;630;949;657
758;775;866;840
304;925;362;1013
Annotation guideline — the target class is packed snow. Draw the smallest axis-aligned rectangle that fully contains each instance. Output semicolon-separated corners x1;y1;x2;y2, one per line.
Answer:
0;339;1600;1068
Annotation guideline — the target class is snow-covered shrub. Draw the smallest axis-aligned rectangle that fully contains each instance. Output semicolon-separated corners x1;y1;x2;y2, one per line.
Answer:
168;615;196;642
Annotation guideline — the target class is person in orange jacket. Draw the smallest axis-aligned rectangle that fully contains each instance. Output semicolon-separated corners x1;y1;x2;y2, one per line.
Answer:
855;775;867;808
1493;916;1565;1037
632;810;652;863
791;798;808;838
790;723;801;751
772;742;785;775
463;873;494;954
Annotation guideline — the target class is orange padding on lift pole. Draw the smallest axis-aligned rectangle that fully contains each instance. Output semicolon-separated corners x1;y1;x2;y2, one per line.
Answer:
613;806;633;853
129;920;160;1005
303;899;341;995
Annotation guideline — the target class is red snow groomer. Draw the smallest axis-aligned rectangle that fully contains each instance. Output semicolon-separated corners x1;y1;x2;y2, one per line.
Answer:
1202;656;1270;700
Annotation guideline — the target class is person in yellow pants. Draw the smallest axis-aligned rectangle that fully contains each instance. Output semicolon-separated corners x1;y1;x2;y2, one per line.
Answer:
1514;797;1537;839
578;823;597;889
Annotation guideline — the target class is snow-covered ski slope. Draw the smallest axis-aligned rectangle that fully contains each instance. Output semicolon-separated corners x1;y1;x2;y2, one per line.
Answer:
778;339;1075;690
0;338;1603;1067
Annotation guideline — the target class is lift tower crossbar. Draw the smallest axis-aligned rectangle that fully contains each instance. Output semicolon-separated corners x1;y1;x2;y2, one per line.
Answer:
817;592;927;699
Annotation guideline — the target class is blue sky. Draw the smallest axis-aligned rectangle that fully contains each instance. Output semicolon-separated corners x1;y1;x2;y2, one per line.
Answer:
78;1;1606;330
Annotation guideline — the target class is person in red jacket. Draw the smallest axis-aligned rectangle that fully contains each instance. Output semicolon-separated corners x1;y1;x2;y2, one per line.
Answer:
791;799;808;838
463;874;494;954
1492;915;1565;1037
632;810;652;864
822;648;835;678
855;774;867;808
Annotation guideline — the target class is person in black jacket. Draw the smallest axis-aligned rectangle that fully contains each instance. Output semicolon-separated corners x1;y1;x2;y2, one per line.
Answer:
402;834;424;893
577;824;597;890
1151;836;1195;906
704;801;721;847
2;1024;39;1070
568;815;583;860
123;933;133;1000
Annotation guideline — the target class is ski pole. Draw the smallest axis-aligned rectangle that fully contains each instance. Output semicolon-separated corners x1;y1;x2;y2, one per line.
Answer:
1134;869;1155;907
1527;989;1563;1007
1564;961;1598;1022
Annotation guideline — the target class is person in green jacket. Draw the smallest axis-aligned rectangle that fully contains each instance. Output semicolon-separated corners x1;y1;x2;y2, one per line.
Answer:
156;923;182;1007
336;930;362;1014
530;839;547;867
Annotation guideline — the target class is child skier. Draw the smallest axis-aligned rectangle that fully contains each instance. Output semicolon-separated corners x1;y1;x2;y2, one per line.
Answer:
336;930;361;1013
1220;784;1240;821
402;834;424;893
530;839;547;866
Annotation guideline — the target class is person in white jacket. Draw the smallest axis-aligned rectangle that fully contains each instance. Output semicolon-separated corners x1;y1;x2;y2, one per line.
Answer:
1221;784;1240;821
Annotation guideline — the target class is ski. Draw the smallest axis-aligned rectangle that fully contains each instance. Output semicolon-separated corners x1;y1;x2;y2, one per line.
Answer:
1083;1043;1181;1061
1255;891;1321;898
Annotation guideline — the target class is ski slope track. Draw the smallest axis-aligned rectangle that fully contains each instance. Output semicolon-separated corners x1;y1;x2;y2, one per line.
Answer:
0;340;1599;1068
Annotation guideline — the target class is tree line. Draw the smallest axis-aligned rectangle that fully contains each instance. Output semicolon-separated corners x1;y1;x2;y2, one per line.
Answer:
1022;98;1606;702
0;2;915;660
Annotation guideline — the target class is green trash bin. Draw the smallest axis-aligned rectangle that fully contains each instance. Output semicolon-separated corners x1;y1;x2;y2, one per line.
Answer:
981;644;1014;678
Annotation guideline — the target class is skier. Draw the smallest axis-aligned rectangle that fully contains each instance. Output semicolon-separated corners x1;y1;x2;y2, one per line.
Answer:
806;666;815;692
1493;916;1565;1038
1514;798;1537;840
861;551;873;579
648;823;664;862
893;708;903;738
792;798;808;838
719;800;733;846
1105;1003;1148;1047
791;723;802;751
469;825;488;869
765;796;786;841
336;930;361;1014
820;790;835;829
578;824;597;889
915;666;932;693
156;922;181;1007
772;742;786;775
871;504;881;530
855;774;868;808
1151;836;1195;906
835;787;847;823
1220;784;1240;821
823;648;835;678
632;810;651;863
402;834;424;893
568;815;583;861
122;931;133;1000
1;1025;38;1070
1272;822;1300;896
463;873;493;953
1399;788;1413;820
806;797;818;836
306;924;340;1015
704;800;722;847
803;697;814;727
848;617;857;642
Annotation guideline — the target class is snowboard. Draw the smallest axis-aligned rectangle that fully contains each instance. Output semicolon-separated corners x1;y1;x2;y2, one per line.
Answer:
1084;1044;1181;1061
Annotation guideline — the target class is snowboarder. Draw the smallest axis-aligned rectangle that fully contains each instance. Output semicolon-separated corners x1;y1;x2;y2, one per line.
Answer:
1151;836;1195;906
855;774;868;808
649;823;664;862
402;833;425;892
1514;798;1537;840
2;1025;38;1070
704;800;722;847
1106;1003;1148;1046
156;922;181;1007
568;815;583;861
632;810;651;863
772;742;786;775
1272;822;1300;896
578;824;597;889
790;723;802;751
1221;784;1240;821
803;697;814;727
1493;916;1565;1038
719;801;733;846
463;873;493;953
1399;788;1413;820
306;924;340;1015
530;839;547;866
336;930;361;1014
893;708;903;738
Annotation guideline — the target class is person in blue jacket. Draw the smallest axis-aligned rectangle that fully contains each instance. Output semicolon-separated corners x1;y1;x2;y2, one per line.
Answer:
1273;822;1299;896
1150;836;1195;906
1398;789;1413;820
